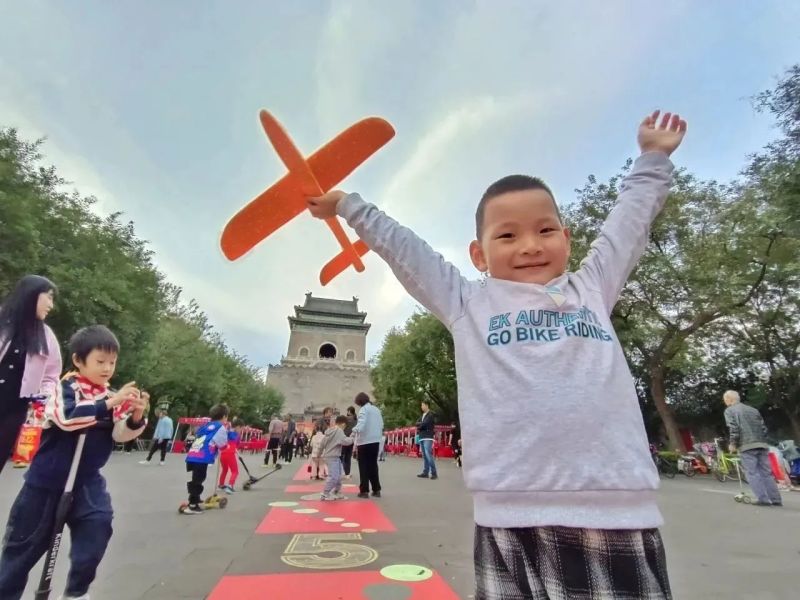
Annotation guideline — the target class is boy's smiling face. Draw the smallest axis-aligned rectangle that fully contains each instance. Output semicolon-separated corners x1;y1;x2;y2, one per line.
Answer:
469;188;571;285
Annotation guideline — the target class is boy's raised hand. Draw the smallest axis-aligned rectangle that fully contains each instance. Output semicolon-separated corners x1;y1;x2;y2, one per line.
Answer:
638;110;687;156
307;190;346;219
108;381;138;408
130;391;149;421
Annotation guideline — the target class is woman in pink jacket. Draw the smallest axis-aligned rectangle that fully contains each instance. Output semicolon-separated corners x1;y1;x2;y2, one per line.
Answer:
0;275;62;474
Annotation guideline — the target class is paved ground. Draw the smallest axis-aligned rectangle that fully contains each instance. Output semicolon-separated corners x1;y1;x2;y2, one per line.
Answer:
1;451;798;599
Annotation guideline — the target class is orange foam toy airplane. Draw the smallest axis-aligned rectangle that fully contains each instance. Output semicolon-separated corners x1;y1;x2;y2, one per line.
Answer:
220;110;395;285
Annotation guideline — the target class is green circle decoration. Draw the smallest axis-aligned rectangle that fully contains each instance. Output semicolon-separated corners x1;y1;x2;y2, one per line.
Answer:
268;501;299;507
380;564;433;582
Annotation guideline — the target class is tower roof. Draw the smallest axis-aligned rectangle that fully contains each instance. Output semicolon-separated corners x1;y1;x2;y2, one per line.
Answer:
289;293;370;332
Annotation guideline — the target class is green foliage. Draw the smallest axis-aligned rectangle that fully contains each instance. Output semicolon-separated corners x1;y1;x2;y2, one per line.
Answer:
0;128;283;430
371;311;457;428
564;65;800;448
369;65;800;446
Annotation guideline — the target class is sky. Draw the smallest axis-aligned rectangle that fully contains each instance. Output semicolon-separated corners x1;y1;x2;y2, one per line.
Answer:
1;1;798;370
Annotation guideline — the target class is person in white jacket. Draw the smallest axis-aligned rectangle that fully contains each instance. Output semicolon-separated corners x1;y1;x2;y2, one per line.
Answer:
350;392;384;498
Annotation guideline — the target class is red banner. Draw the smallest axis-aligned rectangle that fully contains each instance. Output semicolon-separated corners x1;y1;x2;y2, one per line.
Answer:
12;425;42;464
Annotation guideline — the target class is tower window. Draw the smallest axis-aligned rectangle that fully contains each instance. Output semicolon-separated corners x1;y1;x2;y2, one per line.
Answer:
319;343;337;359
345;350;356;361
299;347;310;358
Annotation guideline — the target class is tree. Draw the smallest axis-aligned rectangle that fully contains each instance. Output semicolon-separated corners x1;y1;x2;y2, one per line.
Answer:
564;66;800;450
728;64;800;438
371;311;457;428
566;166;781;450
0;126;282;430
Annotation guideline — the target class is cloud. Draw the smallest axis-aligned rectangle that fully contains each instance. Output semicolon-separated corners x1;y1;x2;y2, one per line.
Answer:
3;0;796;374
0;74;121;216
381;93;543;214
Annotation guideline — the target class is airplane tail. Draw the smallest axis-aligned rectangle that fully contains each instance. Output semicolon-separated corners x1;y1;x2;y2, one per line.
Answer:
319;239;370;286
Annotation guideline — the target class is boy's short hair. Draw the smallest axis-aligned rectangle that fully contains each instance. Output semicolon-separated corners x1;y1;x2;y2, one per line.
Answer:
209;404;229;421
69;325;120;363
335;415;348;425
232;417;245;427
475;175;560;239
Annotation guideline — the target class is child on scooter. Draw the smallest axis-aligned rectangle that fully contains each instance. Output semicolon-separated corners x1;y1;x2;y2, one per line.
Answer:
219;418;244;493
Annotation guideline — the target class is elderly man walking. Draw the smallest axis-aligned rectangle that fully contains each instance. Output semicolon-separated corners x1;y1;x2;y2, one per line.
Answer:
723;390;782;507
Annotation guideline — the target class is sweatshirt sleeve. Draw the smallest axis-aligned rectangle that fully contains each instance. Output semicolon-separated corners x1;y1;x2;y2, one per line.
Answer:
45;381;104;431
338;429;354;447
576;152;674;311
112;414;147;442
351;406;367;434
212;426;230;449
337;194;471;328
725;408;740;447
39;325;63;400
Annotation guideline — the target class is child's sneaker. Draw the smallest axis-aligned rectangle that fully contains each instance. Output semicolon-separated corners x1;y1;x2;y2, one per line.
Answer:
183;504;204;514
224;485;235;494
159;460;165;466
320;493;332;501
332;492;346;500
138;460;150;465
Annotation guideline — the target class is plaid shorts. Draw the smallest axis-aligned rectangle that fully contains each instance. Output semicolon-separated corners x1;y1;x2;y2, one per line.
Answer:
475;525;672;600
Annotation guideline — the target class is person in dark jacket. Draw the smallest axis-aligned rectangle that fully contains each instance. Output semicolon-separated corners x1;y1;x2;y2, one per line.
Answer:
341;406;356;479
0;325;146;599
416;400;437;480
723;390;782;507
450;422;462;468
0;275;62;474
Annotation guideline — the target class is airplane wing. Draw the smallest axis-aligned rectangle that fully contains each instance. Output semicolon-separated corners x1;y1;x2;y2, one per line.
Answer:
220;117;395;261
319;239;371;286
259;110;365;272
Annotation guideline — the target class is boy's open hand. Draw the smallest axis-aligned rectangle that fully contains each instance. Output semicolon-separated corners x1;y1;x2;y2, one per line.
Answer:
307;190;346;219
638;110;687;156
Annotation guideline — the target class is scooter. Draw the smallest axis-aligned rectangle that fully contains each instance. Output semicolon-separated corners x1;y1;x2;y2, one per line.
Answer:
239;454;281;490
179;456;229;513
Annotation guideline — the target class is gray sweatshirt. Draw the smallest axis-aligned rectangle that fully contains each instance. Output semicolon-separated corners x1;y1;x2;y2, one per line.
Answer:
337;152;673;529
321;426;354;459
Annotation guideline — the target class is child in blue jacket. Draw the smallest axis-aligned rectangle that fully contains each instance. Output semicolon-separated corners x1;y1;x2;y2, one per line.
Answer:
183;404;229;514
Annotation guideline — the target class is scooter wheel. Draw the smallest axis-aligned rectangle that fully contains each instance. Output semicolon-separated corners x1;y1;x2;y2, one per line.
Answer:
243;482;251;491
178;503;189;514
734;495;743;503
219;497;228;508
742;496;752;504
275;463;282;470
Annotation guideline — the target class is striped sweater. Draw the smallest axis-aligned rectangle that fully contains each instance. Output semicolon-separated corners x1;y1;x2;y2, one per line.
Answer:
25;376;146;490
